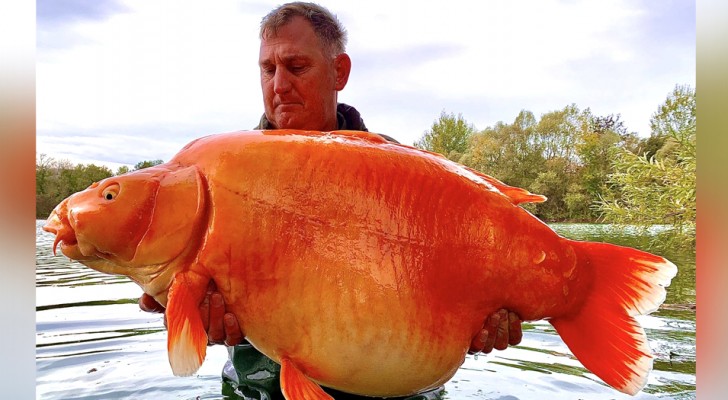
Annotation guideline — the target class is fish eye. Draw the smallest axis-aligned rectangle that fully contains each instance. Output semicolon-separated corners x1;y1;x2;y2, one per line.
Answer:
101;183;120;201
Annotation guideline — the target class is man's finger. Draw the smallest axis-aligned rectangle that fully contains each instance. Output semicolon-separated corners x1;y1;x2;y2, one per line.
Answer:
224;313;244;346
468;329;488;354
492;309;509;351
508;311;523;346
207;292;226;344
199;293;211;331
481;310;501;353
139;293;165;314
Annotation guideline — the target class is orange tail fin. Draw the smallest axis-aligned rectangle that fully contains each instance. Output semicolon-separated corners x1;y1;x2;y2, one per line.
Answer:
166;273;208;376
280;358;334;400
550;241;677;395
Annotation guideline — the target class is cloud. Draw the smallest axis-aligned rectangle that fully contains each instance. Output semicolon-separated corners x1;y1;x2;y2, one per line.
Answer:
36;0;696;167
37;0;131;53
37;0;130;26
37;126;198;171
344;0;693;143
37;0;264;146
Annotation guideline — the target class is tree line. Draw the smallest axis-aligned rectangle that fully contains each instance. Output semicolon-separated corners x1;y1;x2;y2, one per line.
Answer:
36;84;695;249
36;158;163;218
414;84;695;249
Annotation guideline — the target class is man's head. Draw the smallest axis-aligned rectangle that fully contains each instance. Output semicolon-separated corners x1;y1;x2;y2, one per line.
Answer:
259;2;351;131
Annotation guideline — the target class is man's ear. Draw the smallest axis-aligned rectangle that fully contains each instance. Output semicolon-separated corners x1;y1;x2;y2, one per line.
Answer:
334;53;351;91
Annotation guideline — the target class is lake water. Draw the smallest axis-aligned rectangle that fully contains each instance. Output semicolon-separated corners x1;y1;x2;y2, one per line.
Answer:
35;220;695;399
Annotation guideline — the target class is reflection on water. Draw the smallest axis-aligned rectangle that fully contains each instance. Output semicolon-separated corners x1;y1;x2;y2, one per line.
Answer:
36;221;695;399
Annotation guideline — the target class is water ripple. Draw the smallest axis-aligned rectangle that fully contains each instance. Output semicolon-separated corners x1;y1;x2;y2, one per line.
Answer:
35;220;695;399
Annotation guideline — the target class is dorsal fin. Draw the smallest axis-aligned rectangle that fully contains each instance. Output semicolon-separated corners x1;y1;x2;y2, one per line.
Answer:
463;166;547;205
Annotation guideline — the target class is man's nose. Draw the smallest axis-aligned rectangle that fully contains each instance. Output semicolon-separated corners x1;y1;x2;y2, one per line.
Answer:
273;68;292;94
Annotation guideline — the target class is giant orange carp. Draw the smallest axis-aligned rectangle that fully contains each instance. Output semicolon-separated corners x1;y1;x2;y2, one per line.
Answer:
43;130;677;398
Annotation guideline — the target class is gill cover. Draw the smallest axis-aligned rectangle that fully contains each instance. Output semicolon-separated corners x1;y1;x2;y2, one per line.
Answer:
131;165;206;265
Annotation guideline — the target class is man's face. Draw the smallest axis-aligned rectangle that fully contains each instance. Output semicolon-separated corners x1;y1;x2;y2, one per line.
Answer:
259;16;349;131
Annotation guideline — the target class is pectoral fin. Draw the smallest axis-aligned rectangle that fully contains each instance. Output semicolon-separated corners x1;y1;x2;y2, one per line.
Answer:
280;358;333;400
166;273;208;376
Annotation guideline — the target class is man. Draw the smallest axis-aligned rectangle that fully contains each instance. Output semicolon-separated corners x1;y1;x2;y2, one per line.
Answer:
141;2;522;399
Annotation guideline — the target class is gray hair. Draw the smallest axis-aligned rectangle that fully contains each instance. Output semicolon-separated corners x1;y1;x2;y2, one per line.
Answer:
260;2;348;57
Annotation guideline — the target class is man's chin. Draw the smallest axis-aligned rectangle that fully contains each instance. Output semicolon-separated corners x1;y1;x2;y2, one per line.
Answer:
275;116;310;130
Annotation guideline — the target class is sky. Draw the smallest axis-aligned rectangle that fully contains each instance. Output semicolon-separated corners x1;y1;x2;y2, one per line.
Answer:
36;0;696;171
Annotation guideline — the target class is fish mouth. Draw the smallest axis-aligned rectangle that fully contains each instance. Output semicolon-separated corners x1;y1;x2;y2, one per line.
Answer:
43;206;73;254
43;206;97;261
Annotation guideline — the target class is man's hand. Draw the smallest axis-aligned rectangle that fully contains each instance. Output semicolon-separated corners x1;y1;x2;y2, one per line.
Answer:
468;309;522;354
138;281;244;346
138;292;165;314
199;281;244;346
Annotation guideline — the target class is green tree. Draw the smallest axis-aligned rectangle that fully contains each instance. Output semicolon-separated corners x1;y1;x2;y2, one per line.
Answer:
462;105;642;222
577;113;624;198
35;156;113;218
533;104;581;162
465;110;543;189
650;84;696;139
36;154;62;217
596;85;696;249
36;154;54;196
134;159;164;170
637;135;667;159
58;164;113;200
116;165;131;175
530;162;569;220
629;84;696;159
462;110;550;217
414;111;475;161
529;105;583;220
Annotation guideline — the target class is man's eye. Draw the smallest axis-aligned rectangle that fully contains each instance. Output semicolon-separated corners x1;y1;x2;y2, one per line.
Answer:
290;65;306;74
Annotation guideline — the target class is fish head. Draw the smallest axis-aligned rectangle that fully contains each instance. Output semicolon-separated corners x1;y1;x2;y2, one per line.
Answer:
43;164;207;294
